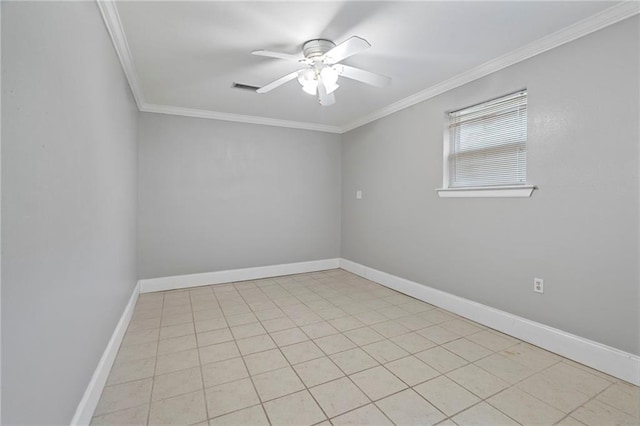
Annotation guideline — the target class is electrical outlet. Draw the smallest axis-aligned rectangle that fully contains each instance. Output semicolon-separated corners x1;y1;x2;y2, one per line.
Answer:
534;278;544;293
356;190;363;199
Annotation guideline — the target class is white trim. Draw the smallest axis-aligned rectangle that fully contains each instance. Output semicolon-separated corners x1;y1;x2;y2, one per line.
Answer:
340;2;640;133
139;258;341;293
71;258;338;422
96;0;145;109
71;256;639;423
140;103;342;134
96;0;339;134
339;258;640;386
441;116;451;190
97;1;639;134
436;185;536;198
70;282;140;425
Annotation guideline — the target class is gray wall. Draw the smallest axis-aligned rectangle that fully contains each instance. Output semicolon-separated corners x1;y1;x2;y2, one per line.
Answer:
2;2;138;424
138;113;341;279
341;17;639;355
2;4;637;424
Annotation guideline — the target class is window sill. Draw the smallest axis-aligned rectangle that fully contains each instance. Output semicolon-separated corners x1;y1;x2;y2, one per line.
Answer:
436;185;537;198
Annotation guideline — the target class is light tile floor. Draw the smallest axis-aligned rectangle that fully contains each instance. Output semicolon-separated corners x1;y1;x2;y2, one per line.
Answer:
92;269;640;425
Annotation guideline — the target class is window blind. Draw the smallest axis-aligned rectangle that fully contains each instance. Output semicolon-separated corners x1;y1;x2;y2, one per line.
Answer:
448;90;527;188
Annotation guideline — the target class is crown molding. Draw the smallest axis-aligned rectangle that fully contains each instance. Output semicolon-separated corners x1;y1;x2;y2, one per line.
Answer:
340;1;640;133
97;0;145;109
96;1;340;133
140;103;343;134
98;0;638;134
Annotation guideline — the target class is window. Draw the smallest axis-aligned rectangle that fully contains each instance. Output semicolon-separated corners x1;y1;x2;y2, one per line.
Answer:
437;90;535;198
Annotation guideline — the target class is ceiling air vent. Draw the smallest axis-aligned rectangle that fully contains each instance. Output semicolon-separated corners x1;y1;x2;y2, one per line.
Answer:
232;82;260;92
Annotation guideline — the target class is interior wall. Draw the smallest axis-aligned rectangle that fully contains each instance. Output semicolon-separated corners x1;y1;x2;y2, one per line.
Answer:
1;2;138;424
341;17;639;355
138;113;341;279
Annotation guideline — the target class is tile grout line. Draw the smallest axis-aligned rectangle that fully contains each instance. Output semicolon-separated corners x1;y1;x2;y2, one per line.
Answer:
205;277;487;421
145;292;164;426
480;356;586;424
261;274;374;415
282;273;394;424
557;379;621;424
97;320;504;413
238;272;553;424
311;272;625;422
235;274;333;425
189;285;214;424
224;307;275;424
248;272;404;424
590;382;638;418
98;269;637;425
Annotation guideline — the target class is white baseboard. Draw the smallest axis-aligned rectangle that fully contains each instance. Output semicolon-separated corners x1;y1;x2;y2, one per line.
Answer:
73;256;638;424
139;258;341;293
71;282;140;425
339;258;640;386
72;258;339;423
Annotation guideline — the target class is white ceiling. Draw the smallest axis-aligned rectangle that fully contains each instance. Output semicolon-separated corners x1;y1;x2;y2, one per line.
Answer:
106;1;635;132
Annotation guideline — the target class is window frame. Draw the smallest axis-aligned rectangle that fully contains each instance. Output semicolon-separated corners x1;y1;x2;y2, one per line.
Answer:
437;90;536;198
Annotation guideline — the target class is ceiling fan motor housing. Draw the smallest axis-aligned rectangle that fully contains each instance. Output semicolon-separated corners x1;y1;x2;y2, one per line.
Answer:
302;39;336;61
252;35;389;107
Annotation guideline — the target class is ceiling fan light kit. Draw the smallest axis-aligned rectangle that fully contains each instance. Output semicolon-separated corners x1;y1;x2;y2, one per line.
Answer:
252;36;391;106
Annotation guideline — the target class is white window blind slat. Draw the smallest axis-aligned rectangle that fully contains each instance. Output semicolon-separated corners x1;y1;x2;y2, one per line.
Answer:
448;90;527;188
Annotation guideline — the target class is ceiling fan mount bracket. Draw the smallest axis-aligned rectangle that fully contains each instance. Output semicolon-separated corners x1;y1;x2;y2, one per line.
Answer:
302;39;336;60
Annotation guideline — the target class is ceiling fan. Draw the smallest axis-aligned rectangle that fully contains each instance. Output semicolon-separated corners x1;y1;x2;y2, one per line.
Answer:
252;36;391;106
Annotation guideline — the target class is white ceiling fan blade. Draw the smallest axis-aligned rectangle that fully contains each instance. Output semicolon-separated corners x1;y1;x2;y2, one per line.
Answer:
317;82;335;106
256;70;303;94
335;64;391;87
323;36;371;64
251;50;307;64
